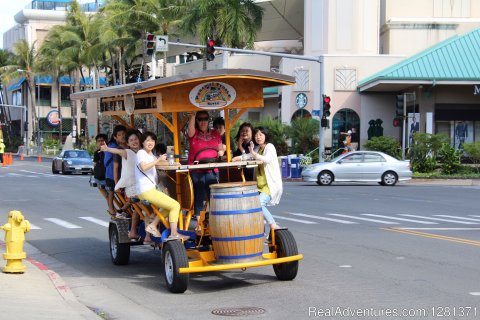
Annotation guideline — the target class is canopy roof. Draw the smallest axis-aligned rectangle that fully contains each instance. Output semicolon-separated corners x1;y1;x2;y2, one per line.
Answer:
358;28;480;92
70;69;294;113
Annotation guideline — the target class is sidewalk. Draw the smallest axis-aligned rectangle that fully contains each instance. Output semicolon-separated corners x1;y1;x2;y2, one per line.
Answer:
0;241;100;320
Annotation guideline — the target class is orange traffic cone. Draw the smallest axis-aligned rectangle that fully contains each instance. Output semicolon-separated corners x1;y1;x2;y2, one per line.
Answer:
9;153;13;165
37;154;42;163
20;153;24;161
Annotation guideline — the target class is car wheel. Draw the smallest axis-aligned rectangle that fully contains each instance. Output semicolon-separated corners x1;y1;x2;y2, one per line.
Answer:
52;162;59;174
109;226;130;265
381;171;398;186
61;163;70;175
317;171;333;186
270;229;299;281
162;240;189;293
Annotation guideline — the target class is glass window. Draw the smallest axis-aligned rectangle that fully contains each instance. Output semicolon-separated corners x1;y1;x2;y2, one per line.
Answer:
364;153;385;163
341;153;362;163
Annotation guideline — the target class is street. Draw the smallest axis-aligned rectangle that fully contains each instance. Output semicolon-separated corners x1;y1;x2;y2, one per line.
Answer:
1;159;480;319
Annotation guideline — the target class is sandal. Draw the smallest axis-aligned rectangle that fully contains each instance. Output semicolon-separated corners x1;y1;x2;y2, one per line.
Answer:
145;224;161;238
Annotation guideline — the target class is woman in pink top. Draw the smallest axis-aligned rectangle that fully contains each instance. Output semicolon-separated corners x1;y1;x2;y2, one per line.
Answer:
187;111;223;216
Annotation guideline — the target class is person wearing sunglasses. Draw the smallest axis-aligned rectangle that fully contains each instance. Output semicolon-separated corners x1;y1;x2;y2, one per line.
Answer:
187;111;223;216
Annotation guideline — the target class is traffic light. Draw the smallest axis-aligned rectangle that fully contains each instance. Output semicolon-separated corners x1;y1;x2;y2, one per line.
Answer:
322;95;331;118
146;33;155;56
395;94;404;117
393;117;401;127
206;38;215;61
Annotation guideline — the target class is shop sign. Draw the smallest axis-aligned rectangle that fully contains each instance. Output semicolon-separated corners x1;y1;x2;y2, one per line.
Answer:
189;82;236;110
46;110;61;127
295;93;308;109
474;85;480;96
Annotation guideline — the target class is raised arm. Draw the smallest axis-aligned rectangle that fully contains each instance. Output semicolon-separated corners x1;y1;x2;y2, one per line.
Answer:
100;144;127;159
187;113;196;138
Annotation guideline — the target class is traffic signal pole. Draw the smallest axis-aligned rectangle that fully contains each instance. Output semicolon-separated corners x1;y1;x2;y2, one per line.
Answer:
402;93;407;160
168;41;327;162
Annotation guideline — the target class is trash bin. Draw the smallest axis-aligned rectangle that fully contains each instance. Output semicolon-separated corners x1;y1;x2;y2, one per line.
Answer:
280;157;289;178
290;157;301;178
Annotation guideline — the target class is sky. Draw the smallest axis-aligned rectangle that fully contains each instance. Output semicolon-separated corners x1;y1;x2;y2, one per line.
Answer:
0;0;33;49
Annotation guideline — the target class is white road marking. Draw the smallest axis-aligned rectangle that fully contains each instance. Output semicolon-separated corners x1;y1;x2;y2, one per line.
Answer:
339;265;352;268
399;214;478;225
469;292;480;296
20;170;72;178
434;215;480;222
272;215;318;224
286;212;358;224
79;217;109;227
361;214;437;224
395;228;480;231
43;218;82;229
29;223;41;230
328;214;398;224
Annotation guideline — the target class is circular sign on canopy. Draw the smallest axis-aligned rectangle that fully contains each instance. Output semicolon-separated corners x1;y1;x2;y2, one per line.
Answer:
189;81;236;110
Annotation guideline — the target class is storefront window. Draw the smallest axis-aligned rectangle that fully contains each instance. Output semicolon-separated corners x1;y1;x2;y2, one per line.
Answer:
331;108;360;151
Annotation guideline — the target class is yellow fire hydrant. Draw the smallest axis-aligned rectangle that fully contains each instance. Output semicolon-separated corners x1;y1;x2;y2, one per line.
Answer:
1;211;30;273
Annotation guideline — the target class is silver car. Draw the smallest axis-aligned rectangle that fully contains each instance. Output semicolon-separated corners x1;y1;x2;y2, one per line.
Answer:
52;149;93;175
301;151;412;186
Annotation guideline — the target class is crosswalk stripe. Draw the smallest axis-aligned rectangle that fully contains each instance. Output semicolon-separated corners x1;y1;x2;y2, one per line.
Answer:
20;170;72;178
468;215;480;220
272;215;318;224
434;215;480;222
399;214;478;225
361;214;437;224
286;212;358;224
328;214;398;224
44;218;82;229
79;217;109;227
29;223;41;230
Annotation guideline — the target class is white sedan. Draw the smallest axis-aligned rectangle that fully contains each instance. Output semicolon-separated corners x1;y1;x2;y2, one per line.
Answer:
301;151;412;186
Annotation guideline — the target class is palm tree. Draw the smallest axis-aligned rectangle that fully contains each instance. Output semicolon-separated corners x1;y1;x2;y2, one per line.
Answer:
0;40;39;145
182;0;264;68
287;118;320;156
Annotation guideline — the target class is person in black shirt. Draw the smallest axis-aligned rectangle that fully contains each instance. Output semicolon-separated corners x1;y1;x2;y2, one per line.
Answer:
233;122;255;181
93;134;108;187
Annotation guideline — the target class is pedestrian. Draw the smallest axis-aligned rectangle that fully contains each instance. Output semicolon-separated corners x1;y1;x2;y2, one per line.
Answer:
0;138;5;164
234;127;282;232
350;128;359;151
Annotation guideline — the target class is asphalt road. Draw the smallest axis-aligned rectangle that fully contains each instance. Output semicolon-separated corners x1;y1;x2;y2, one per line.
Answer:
1;159;480;319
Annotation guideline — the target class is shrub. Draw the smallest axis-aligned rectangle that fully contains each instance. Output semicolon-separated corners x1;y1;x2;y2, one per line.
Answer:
463;142;480;173
408;133;448;173
286;118;320;156
363;136;401;158
438;143;461;174
86;139;98;156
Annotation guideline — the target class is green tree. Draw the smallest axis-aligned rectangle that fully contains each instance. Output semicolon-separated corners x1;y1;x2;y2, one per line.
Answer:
255;117;289;156
363;136;401;159
0;40;39;143
182;0;264;69
438;143;461;175
286;118;319;156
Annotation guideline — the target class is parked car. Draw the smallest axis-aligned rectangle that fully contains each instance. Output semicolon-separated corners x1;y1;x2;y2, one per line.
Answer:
52;150;93;175
301;151;412;186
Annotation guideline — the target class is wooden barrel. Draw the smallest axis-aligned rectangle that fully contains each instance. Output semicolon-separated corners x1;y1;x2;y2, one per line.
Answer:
209;182;264;264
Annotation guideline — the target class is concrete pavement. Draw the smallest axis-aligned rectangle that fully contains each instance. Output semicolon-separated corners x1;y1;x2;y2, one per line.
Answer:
0;241;100;320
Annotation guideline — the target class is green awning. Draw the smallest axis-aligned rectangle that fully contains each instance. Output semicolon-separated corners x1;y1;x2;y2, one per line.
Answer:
358;28;480;92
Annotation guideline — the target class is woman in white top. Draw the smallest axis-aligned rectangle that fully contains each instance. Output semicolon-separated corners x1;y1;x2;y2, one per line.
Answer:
100;130;144;241
135;132;189;241
233;127;282;231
